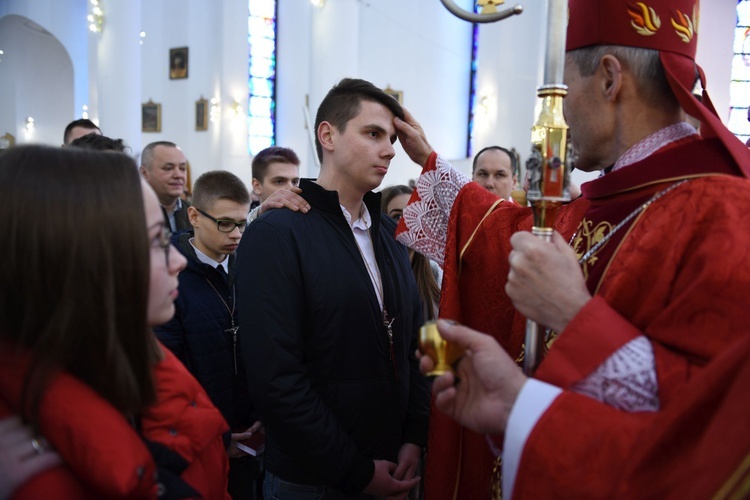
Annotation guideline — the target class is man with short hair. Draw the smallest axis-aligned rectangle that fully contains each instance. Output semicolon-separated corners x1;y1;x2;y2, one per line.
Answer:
153;170;261;500
62;118;101;146
237;78;430;499
393;0;750;497
471;145;518;200
140;141;191;232
246;146;304;223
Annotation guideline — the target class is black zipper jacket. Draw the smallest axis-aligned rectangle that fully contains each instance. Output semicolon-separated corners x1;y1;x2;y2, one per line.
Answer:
237;179;430;496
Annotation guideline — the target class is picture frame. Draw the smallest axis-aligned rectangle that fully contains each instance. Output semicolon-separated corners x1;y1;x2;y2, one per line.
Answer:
195;97;208;131
169;47;188;80
142;100;162;132
384;86;403;105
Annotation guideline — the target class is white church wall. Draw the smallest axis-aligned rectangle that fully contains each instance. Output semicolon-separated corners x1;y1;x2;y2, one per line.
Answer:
0;0;88;122
275;0;314;175
0;0;738;192
472;2;547;170
0;14;74;146
272;0;475;186
357;0;475;188
137;0;232;180
97;0;142;153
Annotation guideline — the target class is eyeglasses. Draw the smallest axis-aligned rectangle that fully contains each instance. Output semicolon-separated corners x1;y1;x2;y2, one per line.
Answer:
154;227;172;266
195;207;247;234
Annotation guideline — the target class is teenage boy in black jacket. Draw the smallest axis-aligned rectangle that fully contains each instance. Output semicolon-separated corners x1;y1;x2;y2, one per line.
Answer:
237;78;431;500
154;170;259;499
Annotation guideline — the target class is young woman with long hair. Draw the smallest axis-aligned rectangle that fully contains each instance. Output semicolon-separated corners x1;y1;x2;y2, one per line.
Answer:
381;184;442;321
0;145;230;498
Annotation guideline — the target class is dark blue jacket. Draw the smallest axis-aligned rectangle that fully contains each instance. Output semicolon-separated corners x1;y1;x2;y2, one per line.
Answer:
236;180;430;495
154;231;254;431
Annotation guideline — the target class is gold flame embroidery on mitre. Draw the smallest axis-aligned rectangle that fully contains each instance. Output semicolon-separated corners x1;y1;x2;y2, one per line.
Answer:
628;2;661;36
671;8;696;43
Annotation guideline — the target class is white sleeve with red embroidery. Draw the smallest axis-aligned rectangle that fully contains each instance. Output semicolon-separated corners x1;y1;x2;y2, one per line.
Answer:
396;154;471;267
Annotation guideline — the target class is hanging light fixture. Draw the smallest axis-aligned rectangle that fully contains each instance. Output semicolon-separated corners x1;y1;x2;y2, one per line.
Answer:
210;98;221;123
88;0;104;33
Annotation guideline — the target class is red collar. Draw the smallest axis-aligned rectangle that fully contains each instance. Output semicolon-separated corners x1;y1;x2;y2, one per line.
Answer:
582;138;740;200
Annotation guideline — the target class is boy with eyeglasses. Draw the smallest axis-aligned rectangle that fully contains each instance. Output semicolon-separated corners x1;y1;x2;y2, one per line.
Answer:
153;170;261;500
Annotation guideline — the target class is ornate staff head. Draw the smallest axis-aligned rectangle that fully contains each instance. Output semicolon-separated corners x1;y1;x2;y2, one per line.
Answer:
439;0;523;23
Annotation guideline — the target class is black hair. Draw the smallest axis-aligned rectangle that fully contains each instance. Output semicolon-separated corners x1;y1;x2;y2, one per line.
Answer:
472;146;518;176
63;118;101;145
69;134;129;154
314;78;404;162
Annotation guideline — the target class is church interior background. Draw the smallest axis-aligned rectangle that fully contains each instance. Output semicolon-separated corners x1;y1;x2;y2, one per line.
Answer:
1;0;747;189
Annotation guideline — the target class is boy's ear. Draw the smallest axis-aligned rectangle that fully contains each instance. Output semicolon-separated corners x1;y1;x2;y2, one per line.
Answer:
318;121;335;154
251;178;262;196
187;206;200;228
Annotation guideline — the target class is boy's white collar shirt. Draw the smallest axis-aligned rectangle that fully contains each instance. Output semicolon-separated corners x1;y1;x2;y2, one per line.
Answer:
189;238;229;273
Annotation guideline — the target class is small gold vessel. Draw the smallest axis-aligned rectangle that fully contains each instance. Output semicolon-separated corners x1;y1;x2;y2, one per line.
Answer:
419;321;464;376
510;188;527;206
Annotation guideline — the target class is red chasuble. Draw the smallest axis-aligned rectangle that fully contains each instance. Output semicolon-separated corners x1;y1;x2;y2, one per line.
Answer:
515;138;750;498
424;137;750;499
423;178;587;500
614;332;750;499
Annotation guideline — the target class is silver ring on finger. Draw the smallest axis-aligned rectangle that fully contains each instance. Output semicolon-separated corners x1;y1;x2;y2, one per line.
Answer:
30;436;46;455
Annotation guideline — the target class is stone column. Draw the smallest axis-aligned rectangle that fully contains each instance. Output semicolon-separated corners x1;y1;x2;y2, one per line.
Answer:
95;0;142;153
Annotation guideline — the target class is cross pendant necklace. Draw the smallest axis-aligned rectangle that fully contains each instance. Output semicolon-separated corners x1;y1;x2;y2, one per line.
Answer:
205;275;239;374
383;308;398;379
355;225;399;378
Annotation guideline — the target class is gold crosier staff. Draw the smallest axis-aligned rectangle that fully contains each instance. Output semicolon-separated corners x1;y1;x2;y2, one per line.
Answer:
439;0;571;377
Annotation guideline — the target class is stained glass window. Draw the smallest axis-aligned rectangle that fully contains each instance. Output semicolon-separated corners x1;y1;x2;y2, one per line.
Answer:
248;1;277;155
730;0;750;144
467;22;479;158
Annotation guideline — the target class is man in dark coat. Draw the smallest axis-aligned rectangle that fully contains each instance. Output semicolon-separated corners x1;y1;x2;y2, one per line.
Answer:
154;170;259;499
237;78;430;499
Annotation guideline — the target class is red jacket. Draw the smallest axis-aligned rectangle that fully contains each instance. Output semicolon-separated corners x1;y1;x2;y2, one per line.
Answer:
0;344;230;499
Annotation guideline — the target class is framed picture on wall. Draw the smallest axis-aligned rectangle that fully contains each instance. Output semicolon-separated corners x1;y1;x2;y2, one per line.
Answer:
142;100;162;132
196;97;208;131
169;47;188;80
384;86;403;104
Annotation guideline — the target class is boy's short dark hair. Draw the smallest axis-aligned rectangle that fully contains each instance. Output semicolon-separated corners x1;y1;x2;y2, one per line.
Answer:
69;134;129;154
192;170;251;210
314;78;404;162
63;118;101;145
251;146;300;182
